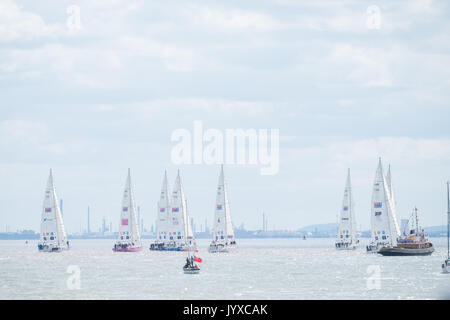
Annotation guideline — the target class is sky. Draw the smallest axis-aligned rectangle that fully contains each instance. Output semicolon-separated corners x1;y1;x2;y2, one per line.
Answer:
0;0;449;233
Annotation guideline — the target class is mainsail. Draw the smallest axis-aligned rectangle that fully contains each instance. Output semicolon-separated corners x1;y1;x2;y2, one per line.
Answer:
116;169;141;246
336;169;357;246
171;170;195;248
370;159;400;247
386;164;396;212
212;165;235;245
156;171;171;244
39;169;68;250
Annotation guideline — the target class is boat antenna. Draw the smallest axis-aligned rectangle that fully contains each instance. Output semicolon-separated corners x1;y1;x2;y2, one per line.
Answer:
415;207;419;234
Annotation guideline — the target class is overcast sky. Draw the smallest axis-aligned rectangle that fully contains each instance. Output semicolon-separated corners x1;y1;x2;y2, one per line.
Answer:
1;0;449;233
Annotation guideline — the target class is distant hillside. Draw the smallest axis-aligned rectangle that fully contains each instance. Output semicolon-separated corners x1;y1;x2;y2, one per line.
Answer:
424;225;448;236
298;223;338;233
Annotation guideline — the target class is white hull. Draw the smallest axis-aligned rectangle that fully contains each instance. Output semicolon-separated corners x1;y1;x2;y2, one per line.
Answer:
208;243;236;253
38;244;69;252
336;245;357;251
183;267;200;274
366;244;379;254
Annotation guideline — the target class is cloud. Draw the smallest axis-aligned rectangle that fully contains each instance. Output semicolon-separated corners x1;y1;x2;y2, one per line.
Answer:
285;137;450;168
328;44;393;87
0;120;49;145
0;0;65;42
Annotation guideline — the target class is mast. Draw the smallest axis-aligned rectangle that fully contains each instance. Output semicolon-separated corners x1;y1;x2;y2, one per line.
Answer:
348;168;356;242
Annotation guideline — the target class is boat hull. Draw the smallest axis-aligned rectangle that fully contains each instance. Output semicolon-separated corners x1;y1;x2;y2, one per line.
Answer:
112;246;142;252
149;245;185;252
183;267;200;274
38;246;68;252
442;260;450;273
336;246;357;251
208;244;236;253
378;246;434;256
366;245;379;254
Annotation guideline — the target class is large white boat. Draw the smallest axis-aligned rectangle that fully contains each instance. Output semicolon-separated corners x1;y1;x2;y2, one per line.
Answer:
209;165;236;253
335;169;358;250
366;159;400;253
150;171;173;251
38;169;69;252
113;169;142;252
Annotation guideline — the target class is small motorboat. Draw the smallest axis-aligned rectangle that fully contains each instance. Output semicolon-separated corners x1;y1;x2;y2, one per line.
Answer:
183;265;200;274
442;259;449;274
183;247;202;274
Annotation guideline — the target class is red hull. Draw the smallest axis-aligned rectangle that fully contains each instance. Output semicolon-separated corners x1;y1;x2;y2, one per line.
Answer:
112;246;142;252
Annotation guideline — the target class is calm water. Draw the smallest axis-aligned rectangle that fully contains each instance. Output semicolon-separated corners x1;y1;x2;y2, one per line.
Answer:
0;238;449;300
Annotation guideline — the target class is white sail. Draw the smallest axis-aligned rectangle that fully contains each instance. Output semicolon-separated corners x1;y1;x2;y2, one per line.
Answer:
385;164;397;215
336;169;357;246
39;169;68;250
370;159;400;247
156;171;171;244
171;170;195;248
212;165;235;245
116;169;141;246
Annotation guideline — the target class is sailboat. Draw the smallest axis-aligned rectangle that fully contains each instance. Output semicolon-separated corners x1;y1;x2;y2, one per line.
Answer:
366;159;400;253
442;182;450;273
112;169;142;252
335;169;358;250
170;170;196;251
150;171;171;251
209;165;236;253
38;169;69;252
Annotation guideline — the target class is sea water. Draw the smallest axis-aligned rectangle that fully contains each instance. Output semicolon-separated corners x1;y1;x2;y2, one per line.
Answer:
0;238;449;300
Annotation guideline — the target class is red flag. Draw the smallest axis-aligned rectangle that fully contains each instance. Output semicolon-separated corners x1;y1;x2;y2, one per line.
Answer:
194;257;202;263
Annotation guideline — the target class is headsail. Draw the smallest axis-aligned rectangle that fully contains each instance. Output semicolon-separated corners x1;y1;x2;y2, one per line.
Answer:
156;171;171;244
370;159;400;247
117;169;141;246
212;165;235;245
171;170;195;248
39;169;68;250
336;169;357;246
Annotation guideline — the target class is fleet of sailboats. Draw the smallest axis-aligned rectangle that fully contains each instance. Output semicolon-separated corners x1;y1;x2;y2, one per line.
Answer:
38;169;69;252
209;165;236;253
112;169;142;252
32;162;447;272
335;169;358;250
